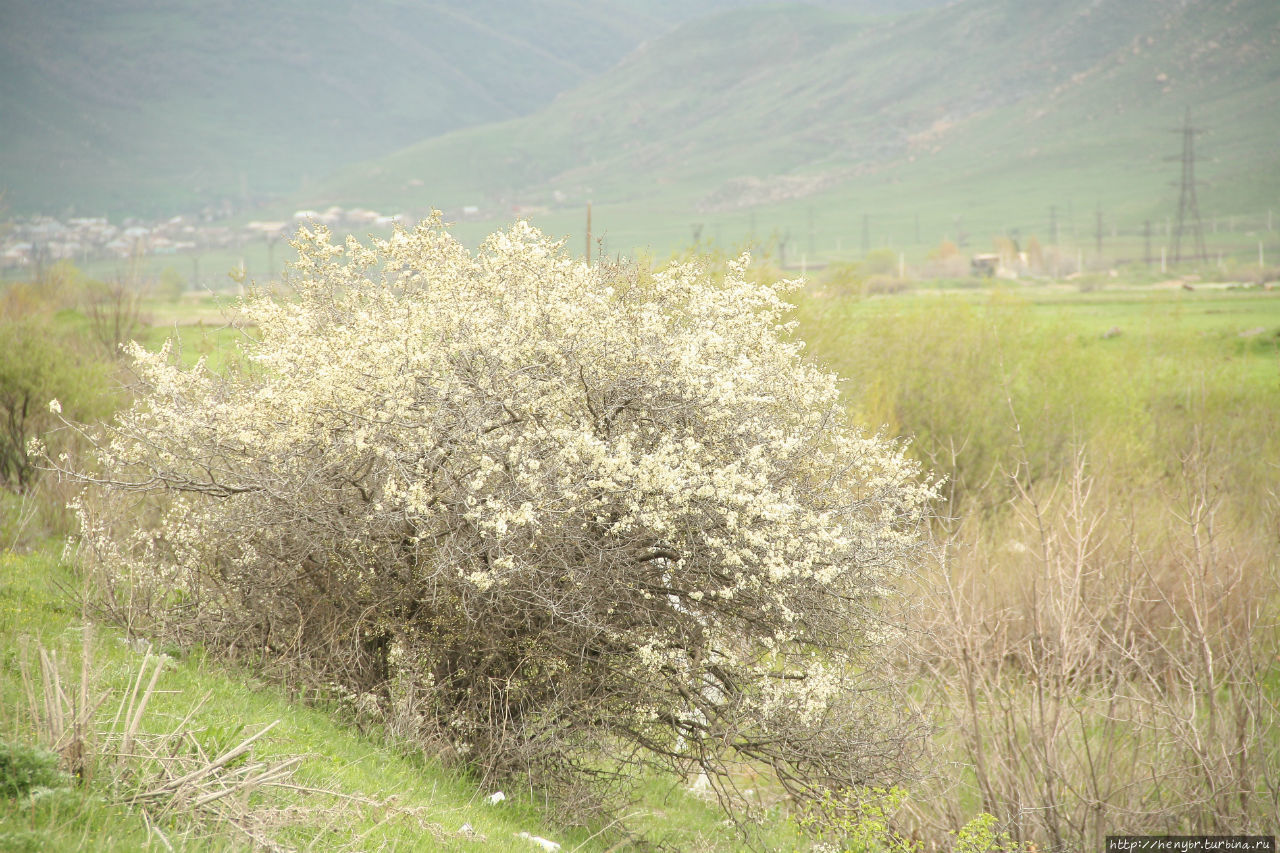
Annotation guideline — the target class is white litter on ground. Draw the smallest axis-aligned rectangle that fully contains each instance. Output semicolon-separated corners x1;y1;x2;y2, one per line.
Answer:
516;831;562;851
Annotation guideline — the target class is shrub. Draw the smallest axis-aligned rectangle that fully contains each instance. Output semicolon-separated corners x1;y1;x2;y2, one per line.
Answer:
0;315;113;494
83;276;150;359
817;253;907;299
0;741;66;799
64;219;936;821
861;249;899;278
911;452;1279;848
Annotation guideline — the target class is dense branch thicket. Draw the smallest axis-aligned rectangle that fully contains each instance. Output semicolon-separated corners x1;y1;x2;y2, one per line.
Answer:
62;219;936;820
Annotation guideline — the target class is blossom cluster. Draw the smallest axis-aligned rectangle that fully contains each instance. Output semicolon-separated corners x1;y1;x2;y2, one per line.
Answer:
70;216;935;805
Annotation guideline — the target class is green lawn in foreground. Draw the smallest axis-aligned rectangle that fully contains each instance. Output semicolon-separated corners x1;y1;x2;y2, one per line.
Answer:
0;550;808;851
0;551;575;851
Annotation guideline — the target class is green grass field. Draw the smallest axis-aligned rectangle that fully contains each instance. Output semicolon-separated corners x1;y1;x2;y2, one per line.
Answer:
1;551;809;851
2;263;1276;849
791;276;1280;509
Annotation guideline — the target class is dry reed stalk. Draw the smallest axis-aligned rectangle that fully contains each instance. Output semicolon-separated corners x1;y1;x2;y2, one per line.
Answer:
17;631;315;847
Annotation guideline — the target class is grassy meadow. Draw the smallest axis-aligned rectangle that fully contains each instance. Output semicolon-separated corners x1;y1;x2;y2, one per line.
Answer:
1;255;1277;850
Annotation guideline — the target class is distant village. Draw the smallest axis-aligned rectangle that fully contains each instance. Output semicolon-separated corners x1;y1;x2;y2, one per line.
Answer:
0;206;418;273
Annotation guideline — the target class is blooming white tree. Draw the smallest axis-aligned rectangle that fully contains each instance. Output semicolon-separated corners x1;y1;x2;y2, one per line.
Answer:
67;217;935;820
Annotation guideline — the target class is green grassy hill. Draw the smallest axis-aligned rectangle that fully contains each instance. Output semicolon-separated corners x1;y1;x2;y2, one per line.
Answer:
0;0;679;218
1;549;809;851
301;0;1280;258
0;0;951;220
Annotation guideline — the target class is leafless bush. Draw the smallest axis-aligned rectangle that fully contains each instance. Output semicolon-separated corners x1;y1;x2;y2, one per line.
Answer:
909;447;1279;850
865;275;910;296
83;275;149;358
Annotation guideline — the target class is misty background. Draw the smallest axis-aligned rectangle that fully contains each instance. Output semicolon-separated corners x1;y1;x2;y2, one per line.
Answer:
1;0;1276;262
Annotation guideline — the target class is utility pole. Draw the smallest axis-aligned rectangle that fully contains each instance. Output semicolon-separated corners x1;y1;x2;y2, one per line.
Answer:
1095;206;1104;261
1169;107;1207;264
31;242;45;283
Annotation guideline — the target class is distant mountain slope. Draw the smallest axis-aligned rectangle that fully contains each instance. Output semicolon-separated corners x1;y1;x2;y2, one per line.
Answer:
0;0;665;216
307;0;1279;252
0;0;955;219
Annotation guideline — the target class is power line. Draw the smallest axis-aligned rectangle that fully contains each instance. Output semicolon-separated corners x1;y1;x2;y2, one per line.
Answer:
1168;107;1207;265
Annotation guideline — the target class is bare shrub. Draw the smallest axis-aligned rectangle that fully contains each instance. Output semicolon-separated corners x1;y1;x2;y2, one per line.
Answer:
921;241;969;279
865;275;909;296
58;218;937;827
83;275;150;359
910;447;1279;849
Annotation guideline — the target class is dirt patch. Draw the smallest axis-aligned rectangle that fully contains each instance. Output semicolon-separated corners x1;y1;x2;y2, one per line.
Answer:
695;170;850;213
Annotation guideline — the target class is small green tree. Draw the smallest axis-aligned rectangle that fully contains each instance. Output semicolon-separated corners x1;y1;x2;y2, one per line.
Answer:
0;315;111;492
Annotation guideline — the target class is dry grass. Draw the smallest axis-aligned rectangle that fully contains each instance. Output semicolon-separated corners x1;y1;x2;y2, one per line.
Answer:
17;627;307;850
907;444;1280;850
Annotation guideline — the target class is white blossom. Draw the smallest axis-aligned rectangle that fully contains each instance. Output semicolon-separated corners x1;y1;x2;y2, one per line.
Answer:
68;215;936;816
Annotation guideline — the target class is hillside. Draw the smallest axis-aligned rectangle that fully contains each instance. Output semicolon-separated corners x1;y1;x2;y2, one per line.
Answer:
0;0;953;220
0;0;672;218
0;549;813;851
304;0;1280;256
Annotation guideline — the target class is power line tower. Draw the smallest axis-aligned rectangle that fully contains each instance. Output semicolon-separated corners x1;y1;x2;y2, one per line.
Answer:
1169;107;1207;264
